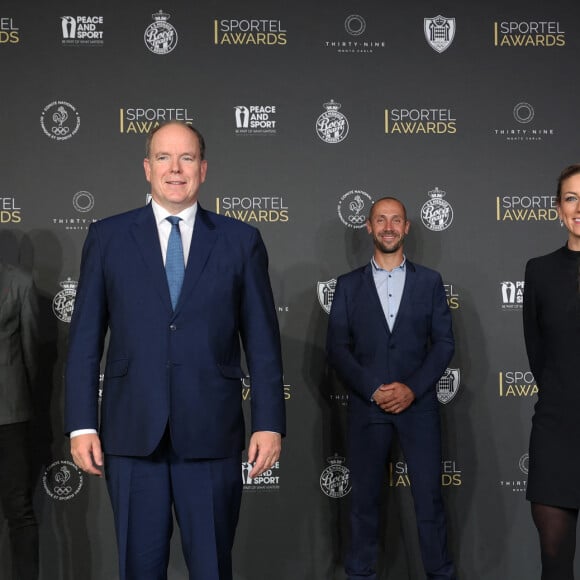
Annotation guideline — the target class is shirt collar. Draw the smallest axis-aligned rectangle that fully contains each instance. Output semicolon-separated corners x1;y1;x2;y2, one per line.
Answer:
371;255;406;273
150;199;197;228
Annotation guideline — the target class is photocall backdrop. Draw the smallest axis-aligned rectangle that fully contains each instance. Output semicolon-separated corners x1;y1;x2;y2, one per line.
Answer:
1;0;578;578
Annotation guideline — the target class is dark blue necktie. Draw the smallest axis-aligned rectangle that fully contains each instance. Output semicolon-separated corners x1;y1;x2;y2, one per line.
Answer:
165;216;185;309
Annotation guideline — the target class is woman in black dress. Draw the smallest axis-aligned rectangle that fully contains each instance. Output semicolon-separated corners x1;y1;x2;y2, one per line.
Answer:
523;163;580;580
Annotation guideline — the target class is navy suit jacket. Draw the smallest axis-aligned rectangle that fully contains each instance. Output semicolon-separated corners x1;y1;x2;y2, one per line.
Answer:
64;203;285;458
326;260;454;421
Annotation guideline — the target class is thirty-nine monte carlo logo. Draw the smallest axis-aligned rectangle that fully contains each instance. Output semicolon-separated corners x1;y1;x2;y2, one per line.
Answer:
499;453;528;494
496;193;558;222
323;14;386;54
385;107;456;135
337;190;373;229
43;460;84;501
421;187;454;232
53;278;78;323
436;368;461;404
60;16;104;46
320;454;351;498
500;280;524;310
119;107;194;134
40;101;80;141
493;102;555;142
316;100;349;143
214;18;286;45
52;191;98;231
424;15;455;53
144;10;178;55
234;105;277;136
493;20;565;47
0;17;19;44
215;195;288;223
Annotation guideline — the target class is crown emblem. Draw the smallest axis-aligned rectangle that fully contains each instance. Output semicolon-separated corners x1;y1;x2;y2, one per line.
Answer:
323;100;341;112
428;186;446;199
152;10;170;22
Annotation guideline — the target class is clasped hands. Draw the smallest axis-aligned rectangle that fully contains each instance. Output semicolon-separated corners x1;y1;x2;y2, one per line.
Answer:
372;382;415;414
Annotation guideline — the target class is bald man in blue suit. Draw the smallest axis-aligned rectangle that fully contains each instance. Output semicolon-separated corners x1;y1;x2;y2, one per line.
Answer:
327;197;456;580
65;122;285;580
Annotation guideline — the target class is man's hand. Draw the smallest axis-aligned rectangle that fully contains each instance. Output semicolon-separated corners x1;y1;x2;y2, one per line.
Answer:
373;382;415;414
247;431;281;479
70;433;104;476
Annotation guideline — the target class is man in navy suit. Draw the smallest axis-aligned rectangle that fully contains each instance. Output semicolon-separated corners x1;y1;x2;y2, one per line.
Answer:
65;121;285;580
327;197;456;579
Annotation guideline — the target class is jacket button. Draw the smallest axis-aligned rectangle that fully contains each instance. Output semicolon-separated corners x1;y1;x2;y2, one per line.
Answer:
169;324;177;331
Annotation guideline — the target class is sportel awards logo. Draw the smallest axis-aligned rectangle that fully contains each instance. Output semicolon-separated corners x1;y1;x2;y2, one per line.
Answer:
496;194;558;222
500;281;524;310
499;453;528;493
0;17;19;44
437;368;461;404
242;460;281;492
421;187;454;232
241;376;292;402
498;371;538;397
215;195;288;223
444;283;460;310
493;21;565;47
337;190;372;229
323;14;386;54
0;196;21;223
424;15;455;53
52;278;77;323
316;100;349;143
119;107;194;134
493;102;555;142
61;16;104;45
320;454;351;498
317;278;337;314
214;19;286;45
234;105;277;135
389;459;462;487
144;10;177;54
384;107;456;135
43;460;84;501
40;101;80;141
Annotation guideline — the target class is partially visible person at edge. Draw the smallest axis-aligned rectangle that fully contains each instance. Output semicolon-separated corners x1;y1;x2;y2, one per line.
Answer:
523;163;580;580
0;262;40;580
327;196;457;580
65;121;285;580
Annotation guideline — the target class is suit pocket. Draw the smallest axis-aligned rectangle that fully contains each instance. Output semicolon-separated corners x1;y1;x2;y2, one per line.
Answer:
105;358;129;378
218;364;244;379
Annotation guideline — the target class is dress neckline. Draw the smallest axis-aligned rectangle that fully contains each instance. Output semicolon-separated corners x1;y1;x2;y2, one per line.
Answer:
561;244;580;260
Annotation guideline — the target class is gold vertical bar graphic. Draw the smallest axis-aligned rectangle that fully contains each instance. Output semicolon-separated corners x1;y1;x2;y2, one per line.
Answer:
499;371;503;396
494;22;498;46
216;198;220;214
214;20;218;44
496;197;500;221
384;109;389;133
119;109;124;133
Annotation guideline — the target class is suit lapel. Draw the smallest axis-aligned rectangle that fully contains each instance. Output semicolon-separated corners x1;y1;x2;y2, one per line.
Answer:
130;204;173;313
362;263;391;335
174;205;217;314
391;260;416;334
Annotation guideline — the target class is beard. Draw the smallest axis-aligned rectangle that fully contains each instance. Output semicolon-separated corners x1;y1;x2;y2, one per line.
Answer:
373;230;405;254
